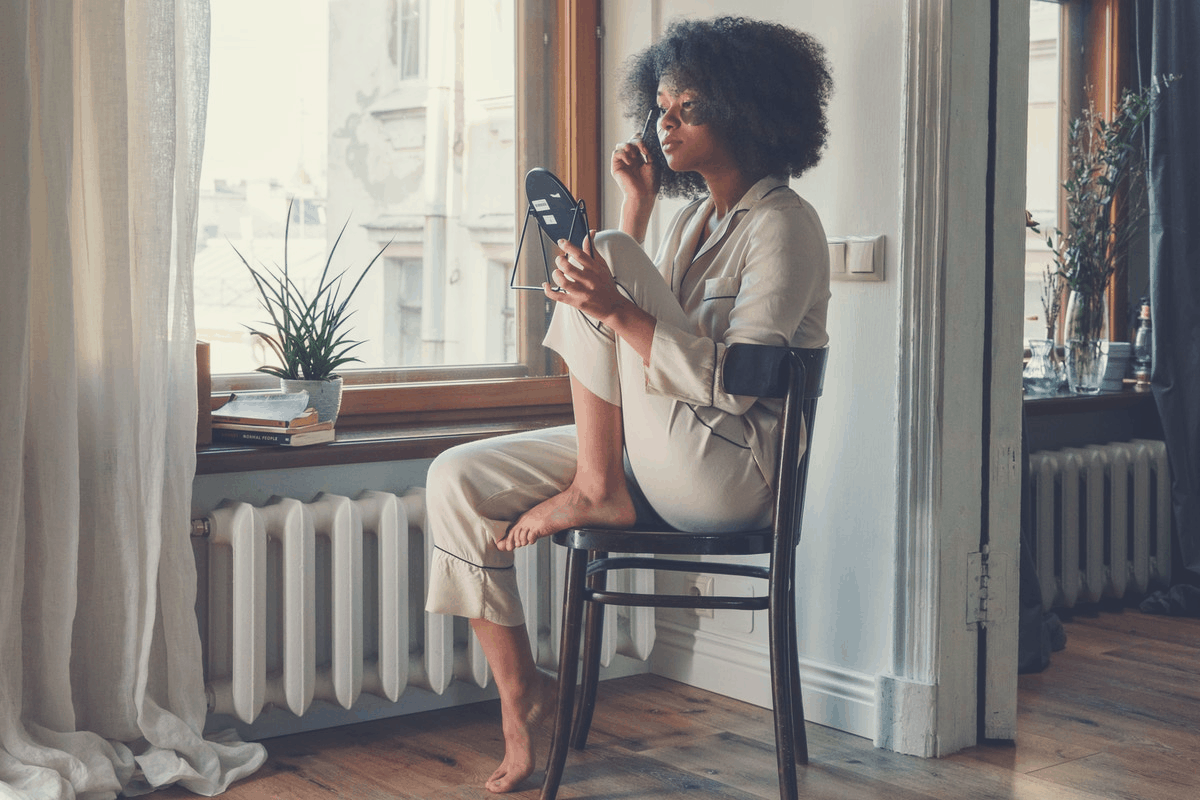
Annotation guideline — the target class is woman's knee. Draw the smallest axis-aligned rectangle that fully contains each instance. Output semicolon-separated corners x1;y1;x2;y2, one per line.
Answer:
426;443;486;516
593;230;645;276
427;445;468;490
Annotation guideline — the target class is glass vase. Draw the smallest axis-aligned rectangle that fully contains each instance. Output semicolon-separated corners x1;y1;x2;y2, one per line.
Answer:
1023;339;1059;396
1064;290;1108;394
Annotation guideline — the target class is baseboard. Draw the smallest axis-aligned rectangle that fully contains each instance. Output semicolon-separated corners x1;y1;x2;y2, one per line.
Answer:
649;619;877;741
875;674;938;756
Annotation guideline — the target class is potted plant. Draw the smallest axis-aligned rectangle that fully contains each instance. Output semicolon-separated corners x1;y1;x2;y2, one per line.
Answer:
1034;75;1177;393
1023;262;1063;396
232;200;388;422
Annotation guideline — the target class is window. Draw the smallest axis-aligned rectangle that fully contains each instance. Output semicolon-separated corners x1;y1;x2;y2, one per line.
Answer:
490;259;519;363
398;0;423;81
1024;0;1146;348
384;257;424;365
1023;2;1063;346
196;0;598;425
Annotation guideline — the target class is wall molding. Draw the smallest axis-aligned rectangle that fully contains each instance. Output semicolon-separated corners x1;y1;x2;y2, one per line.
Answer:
887;0;966;758
893;0;952;698
889;0;1021;756
650;620;877;741
876;674;938;755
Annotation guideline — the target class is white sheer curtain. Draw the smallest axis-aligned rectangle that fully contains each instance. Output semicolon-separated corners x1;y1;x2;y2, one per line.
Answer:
0;2;265;797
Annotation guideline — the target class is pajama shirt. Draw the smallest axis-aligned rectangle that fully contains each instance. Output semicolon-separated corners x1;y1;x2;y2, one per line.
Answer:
425;174;831;626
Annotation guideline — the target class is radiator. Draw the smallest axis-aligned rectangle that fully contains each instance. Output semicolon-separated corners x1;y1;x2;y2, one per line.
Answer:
196;490;655;725
1029;440;1172;610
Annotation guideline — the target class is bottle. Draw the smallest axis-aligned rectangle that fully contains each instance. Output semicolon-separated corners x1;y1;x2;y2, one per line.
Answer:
1132;302;1152;387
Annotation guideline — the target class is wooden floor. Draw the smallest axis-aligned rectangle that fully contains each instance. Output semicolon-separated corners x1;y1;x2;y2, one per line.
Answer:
152;610;1200;799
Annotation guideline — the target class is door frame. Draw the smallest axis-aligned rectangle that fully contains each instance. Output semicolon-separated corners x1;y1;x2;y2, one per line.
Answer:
877;0;1027;757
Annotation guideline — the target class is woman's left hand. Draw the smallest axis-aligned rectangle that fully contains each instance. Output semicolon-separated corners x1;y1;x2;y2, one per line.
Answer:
544;232;630;326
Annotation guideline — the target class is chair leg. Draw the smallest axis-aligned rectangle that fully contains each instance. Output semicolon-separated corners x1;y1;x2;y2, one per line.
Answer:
786;574;808;765
541;547;589;800
570;552;606;749
769;574;798;800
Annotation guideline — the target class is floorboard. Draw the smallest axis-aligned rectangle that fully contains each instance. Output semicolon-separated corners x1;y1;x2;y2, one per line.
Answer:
143;611;1200;799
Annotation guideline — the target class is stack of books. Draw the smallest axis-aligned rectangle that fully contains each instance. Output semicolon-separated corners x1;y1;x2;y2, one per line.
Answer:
211;391;335;446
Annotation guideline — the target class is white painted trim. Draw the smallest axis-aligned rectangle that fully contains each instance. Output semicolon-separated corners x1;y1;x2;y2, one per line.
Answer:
888;0;1017;757
650;620;877;741
893;0;953;695
876;674;937;756
888;0;955;757
981;0;1030;742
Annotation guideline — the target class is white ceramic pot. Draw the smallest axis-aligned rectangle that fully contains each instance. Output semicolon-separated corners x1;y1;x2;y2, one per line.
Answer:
280;376;344;423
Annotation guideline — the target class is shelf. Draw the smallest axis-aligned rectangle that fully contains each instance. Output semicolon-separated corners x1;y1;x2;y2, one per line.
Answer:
196;412;574;474
1023;383;1156;417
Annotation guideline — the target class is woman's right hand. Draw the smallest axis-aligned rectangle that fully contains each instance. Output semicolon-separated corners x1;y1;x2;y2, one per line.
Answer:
611;135;658;207
612;135;658;242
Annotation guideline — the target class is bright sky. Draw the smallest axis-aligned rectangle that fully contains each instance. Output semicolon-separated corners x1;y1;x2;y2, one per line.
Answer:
202;0;329;189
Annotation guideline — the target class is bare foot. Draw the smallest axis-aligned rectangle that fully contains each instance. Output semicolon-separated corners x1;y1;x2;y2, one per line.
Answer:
485;671;558;793
497;483;637;552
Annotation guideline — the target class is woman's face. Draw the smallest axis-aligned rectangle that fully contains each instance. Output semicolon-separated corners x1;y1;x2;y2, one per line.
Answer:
655;80;734;177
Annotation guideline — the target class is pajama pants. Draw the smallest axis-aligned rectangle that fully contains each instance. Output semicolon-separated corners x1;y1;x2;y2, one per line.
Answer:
424;231;773;626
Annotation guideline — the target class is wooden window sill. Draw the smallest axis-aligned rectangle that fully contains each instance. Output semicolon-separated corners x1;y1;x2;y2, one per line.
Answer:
1023;382;1155;417
197;409;573;475
198;375;574;474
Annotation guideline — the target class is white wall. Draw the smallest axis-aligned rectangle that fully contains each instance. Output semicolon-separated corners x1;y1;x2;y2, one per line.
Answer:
601;0;907;738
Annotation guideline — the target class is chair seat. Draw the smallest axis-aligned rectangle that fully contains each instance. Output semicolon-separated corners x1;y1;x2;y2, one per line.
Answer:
552;526;773;556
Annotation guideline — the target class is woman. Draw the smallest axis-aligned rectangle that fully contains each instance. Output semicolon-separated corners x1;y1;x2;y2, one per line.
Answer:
424;16;833;793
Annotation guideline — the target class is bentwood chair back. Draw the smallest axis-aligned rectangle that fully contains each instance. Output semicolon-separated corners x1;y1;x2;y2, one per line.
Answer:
541;343;828;800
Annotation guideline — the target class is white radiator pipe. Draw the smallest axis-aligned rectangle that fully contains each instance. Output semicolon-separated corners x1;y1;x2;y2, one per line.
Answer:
357;490;408;702
413;488;454;695
206;501;266;724
259;496;315;718
309;493;364;711
1134;439;1173;587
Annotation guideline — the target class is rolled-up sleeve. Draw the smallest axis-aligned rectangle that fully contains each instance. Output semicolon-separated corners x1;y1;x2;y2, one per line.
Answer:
643;199;830;415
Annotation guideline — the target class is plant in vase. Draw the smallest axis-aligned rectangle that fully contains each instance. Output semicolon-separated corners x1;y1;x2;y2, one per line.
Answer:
1034;75;1177;393
232;200;388;423
1023;264;1062;396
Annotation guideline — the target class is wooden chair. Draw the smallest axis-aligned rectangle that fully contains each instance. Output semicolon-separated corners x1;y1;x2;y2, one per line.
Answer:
540;344;828;800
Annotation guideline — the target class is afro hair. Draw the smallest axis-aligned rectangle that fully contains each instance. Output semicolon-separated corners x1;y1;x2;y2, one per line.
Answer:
620;16;834;198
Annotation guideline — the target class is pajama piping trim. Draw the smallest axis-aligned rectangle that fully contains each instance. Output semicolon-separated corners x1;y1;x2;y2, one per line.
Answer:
685;403;752;451
433;545;516;571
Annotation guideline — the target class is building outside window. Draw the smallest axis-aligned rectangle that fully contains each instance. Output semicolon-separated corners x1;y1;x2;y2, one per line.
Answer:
398;0;423;81
1025;0;1063;346
194;0;542;388
385;257;424;366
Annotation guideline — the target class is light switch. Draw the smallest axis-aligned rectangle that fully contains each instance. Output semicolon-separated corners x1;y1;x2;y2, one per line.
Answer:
847;238;874;273
831;234;885;282
827;238;846;274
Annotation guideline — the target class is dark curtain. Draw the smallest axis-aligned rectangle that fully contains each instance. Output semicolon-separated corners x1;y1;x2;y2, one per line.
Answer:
1144;0;1200;597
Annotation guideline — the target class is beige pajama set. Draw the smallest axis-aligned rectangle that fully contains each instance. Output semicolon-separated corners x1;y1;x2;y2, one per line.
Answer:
425;175;831;626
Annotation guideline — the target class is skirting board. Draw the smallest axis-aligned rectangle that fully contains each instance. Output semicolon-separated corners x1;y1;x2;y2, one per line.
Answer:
650;620;877;741
875;674;938;757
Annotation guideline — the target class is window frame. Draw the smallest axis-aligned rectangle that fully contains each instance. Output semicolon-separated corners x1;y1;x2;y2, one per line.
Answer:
1049;0;1142;344
206;0;600;430
397;0;425;83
